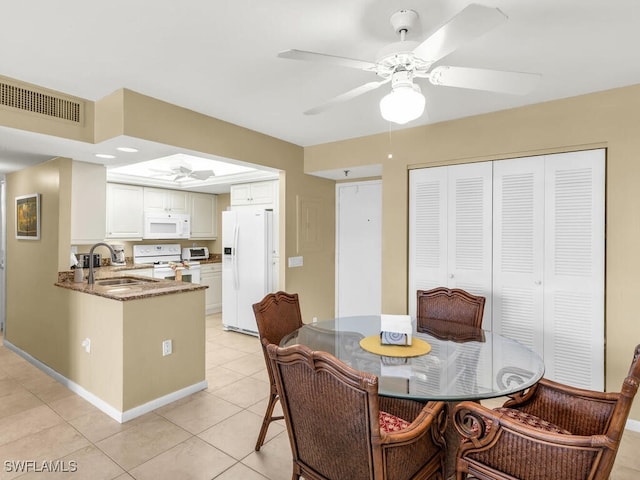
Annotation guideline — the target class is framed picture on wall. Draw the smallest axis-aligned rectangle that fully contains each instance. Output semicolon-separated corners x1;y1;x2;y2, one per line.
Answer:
16;193;41;240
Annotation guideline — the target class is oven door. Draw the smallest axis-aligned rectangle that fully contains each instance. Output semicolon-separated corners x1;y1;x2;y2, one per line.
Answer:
154;266;194;283
153;266;201;283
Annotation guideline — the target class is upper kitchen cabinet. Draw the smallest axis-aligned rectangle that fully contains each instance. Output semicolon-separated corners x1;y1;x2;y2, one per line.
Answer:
230;180;277;206
143;187;189;214
70;161;106;244
189;192;217;239
106;183;144;239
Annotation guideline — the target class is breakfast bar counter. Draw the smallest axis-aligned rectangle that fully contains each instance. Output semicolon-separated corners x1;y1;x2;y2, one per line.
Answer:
50;268;208;423
55;274;207;301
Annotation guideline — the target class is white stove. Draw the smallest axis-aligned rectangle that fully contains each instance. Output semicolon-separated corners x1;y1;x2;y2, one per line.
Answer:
133;244;201;283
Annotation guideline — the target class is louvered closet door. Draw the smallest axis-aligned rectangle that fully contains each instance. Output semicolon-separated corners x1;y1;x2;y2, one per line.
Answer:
544;149;605;390
409;163;492;322
447;163;493;326
493;156;545;352
409;167;449;316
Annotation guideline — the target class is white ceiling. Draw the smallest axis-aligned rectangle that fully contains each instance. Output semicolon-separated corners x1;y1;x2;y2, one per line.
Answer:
1;0;640;186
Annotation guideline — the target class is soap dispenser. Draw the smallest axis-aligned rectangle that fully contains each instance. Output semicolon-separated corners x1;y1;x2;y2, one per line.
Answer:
71;252;83;283
74;265;84;283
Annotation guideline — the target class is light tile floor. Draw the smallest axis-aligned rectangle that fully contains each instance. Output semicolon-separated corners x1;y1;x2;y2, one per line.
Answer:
0;313;638;479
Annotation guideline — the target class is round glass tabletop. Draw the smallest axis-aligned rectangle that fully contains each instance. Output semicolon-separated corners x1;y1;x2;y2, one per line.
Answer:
281;315;545;402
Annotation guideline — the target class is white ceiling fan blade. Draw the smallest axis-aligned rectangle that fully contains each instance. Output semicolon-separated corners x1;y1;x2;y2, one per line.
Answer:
304;79;391;115
429;66;540;95
190;170;215;180
413;4;507;64
278;49;377;71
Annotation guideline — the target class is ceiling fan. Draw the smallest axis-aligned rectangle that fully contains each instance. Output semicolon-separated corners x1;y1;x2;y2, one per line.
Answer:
278;3;541;124
150;164;215;181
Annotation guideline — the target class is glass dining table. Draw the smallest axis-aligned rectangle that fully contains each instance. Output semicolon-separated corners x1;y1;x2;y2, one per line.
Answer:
280;315;545;478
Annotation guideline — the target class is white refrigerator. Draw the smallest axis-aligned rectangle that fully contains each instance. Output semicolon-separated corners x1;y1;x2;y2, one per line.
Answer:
222;209;274;335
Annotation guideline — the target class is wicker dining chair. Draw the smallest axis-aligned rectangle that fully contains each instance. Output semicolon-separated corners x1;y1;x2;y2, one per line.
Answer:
266;342;447;480
416;287;486;333
252;291;303;451
453;343;640;480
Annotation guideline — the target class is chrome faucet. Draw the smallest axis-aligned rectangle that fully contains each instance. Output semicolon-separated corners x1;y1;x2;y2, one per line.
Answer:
87;242;116;284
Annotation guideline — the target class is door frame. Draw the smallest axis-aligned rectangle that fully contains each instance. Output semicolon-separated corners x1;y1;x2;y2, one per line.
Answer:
1;176;5;334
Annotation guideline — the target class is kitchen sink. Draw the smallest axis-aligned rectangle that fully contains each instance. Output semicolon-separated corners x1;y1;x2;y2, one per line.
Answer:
95;277;158;286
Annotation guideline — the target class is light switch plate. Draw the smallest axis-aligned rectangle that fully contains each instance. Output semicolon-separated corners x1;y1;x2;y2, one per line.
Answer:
288;256;304;268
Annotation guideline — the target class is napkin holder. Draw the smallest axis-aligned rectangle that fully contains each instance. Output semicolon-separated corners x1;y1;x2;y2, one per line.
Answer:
380;314;413;346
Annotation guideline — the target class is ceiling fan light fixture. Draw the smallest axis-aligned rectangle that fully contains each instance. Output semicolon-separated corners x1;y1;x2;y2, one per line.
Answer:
379;83;425;125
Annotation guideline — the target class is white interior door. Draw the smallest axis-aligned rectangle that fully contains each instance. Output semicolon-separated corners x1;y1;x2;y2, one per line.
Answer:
447;162;493;326
543;149;605;390
409;166;449;315
336;181;382;317
493;150;605;390
493;156;545;350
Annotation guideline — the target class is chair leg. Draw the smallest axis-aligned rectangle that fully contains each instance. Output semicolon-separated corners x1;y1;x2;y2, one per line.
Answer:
255;392;280;451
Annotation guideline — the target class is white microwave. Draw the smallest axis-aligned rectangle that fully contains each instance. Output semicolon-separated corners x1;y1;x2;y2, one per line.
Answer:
143;213;190;239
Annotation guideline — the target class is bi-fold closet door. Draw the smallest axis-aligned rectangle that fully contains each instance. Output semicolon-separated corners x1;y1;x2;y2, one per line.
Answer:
408;162;493;325
409;149;605;390
493;150;605;389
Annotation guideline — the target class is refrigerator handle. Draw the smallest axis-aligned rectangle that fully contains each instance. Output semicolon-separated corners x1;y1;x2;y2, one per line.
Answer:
233;223;240;290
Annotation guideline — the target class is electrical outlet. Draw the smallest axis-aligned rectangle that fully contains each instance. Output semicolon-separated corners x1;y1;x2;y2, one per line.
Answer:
81;338;91;353
162;339;172;356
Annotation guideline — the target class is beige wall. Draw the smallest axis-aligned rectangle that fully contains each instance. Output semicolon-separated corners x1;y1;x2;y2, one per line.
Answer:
305;83;640;420
6;158;72;370
122;292;205;411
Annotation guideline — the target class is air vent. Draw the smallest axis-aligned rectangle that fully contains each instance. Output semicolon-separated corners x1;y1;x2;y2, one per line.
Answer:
0;77;83;124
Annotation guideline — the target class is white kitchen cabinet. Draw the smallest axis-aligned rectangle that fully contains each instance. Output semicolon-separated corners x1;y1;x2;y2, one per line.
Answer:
143;187;189;214
71;161;107;244
230;180;276;206
200;263;222;314
189;192;217;239
106;183;144;239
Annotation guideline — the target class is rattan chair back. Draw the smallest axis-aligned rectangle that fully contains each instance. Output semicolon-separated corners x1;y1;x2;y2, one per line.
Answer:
251;291;303;451
416;287;485;332
454;343;640;480
267;342;447;480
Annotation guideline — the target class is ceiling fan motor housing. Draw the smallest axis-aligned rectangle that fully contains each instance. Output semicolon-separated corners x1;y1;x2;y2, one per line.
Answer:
390;9;419;35
391;70;416;90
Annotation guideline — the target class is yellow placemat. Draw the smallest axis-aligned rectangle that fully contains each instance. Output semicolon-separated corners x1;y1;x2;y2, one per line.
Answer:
359;335;431;358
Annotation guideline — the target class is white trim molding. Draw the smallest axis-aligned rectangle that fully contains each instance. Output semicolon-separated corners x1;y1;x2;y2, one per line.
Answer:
3;340;208;423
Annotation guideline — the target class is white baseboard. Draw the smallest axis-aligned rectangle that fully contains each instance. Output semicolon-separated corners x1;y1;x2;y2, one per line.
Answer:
3;340;208;423
626;418;640;432
119;381;209;423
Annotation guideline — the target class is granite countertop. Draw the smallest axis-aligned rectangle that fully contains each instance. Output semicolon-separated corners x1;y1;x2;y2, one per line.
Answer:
56;270;207;301
55;254;220;301
197;254;222;264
